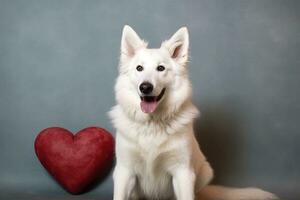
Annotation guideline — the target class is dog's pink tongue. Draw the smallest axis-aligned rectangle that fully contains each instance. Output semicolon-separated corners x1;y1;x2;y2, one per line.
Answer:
140;101;158;113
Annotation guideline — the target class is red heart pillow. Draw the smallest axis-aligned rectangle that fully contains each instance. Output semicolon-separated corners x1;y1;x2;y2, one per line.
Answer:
34;127;115;194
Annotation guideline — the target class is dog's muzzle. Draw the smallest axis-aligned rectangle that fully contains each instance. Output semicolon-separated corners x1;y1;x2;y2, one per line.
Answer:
139;88;166;114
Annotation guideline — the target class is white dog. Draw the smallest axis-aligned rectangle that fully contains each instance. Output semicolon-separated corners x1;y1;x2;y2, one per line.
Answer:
109;25;278;200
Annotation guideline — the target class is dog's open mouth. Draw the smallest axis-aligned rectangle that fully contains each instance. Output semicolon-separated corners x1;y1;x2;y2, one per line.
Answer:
140;88;166;113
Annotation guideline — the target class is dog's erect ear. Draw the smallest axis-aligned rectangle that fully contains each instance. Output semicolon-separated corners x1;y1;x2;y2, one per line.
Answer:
161;27;189;65
121;25;147;60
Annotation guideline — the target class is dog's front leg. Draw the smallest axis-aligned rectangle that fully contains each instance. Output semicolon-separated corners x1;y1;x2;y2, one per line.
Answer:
172;168;196;200
113;165;135;200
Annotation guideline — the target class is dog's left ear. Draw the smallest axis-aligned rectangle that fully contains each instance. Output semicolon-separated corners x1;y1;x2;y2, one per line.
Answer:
161;27;189;65
121;25;147;62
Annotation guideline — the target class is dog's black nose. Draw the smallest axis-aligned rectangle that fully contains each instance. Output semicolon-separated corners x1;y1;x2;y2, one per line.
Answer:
139;82;153;95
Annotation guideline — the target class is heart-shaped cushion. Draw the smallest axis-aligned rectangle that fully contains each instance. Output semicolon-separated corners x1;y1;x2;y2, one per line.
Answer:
34;127;115;194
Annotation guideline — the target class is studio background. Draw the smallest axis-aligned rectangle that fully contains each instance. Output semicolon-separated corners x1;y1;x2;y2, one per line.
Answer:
0;0;299;199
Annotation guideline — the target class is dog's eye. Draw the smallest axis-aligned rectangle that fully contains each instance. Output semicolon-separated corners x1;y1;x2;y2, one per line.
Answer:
157;65;165;71
136;65;144;72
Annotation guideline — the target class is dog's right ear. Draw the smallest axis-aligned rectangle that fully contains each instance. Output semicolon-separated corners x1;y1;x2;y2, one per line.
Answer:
161;27;189;66
120;25;147;63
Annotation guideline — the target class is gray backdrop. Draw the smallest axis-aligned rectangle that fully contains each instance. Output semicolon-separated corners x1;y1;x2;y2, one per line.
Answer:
0;0;299;199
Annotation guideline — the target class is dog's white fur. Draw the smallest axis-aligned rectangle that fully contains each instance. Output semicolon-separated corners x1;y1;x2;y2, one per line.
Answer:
109;25;278;200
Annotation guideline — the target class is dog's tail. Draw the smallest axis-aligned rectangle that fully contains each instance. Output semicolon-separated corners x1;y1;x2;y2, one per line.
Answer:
197;185;279;200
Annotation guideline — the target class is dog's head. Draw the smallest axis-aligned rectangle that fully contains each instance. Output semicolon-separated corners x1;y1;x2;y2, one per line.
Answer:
115;25;192;120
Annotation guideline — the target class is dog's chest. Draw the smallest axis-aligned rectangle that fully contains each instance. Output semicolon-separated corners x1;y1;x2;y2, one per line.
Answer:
130;135;183;199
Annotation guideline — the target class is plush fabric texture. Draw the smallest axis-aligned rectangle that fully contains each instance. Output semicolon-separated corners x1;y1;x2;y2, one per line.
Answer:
34;127;115;194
